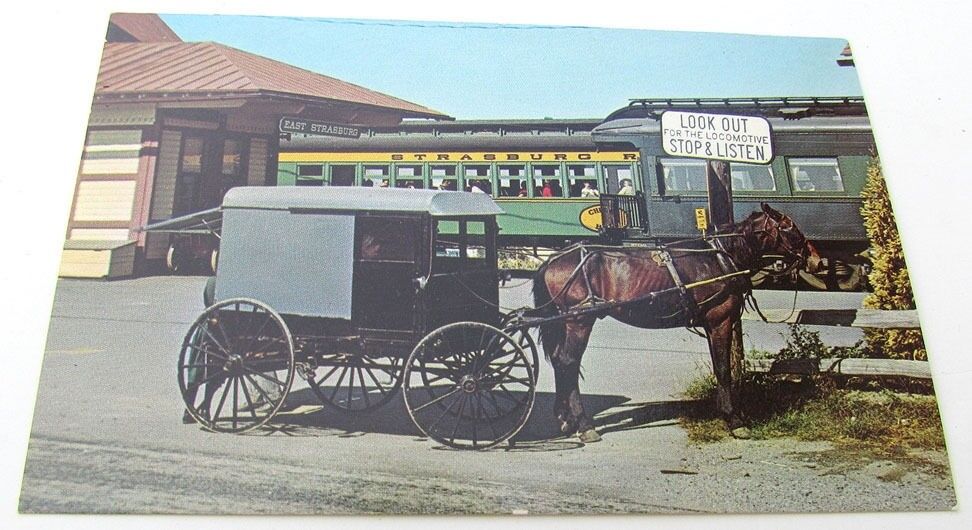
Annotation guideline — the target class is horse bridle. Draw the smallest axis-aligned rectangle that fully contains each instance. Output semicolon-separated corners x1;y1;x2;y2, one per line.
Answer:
751;212;809;275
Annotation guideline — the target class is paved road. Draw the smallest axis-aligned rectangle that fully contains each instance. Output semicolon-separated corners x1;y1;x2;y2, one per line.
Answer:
19;277;954;514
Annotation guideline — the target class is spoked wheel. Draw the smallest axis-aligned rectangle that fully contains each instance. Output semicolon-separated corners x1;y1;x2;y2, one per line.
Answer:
305;352;403;413
499;313;541;383
165;244;184;273
178;298;295;433
403;322;536;450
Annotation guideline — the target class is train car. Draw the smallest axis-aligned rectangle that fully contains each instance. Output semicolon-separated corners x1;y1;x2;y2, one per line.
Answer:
276;97;875;290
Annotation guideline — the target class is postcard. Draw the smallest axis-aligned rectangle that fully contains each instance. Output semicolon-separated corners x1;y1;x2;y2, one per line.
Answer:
15;9;958;518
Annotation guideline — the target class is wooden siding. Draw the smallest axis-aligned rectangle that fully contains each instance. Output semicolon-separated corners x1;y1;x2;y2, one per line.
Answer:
59;244;136;279
73;180;138;221
144;232;171;260
150;129;182;221
247;138;269;186
80;130;142;175
69;228;131;240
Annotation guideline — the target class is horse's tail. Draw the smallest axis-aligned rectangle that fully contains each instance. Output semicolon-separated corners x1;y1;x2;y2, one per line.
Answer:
532;263;564;362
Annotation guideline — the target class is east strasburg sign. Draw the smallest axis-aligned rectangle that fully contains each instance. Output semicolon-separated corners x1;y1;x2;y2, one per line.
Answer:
660;111;773;164
279;117;361;139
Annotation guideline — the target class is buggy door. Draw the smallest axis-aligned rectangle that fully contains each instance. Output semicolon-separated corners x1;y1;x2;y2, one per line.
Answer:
352;214;424;334
425;217;499;330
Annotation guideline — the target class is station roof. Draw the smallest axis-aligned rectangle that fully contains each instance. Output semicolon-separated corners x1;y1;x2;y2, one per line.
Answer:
107;13;182;43
95;41;449;119
222;186;504;217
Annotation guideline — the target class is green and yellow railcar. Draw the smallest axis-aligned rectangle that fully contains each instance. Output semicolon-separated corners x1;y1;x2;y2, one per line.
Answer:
276;98;876;291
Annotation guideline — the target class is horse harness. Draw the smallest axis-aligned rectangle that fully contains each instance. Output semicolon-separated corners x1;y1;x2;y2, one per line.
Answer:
553;238;752;327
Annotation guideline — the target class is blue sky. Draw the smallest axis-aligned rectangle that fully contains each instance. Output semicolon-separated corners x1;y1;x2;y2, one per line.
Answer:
162;14;862;120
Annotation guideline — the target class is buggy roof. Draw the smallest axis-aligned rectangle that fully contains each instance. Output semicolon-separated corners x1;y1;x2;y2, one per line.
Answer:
222;186;504;216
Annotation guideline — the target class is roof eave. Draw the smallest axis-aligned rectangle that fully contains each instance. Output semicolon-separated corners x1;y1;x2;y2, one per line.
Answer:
92;89;453;121
257;89;452;121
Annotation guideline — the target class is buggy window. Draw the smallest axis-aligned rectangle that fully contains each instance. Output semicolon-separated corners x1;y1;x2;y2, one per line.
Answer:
465;220;488;267
357;216;420;263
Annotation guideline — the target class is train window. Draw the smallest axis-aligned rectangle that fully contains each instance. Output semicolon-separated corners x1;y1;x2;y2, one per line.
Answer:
659;158;706;194
568;164;598;197
396;164;424;189
296;165;324;187
787;158;845;192
533;164;563;197
464;165;491;194
363;165;389;187
730;163;776;191
297;165;323;177
602;165;634;194
499;165;527;197
430;165;457;191
330;165;355;187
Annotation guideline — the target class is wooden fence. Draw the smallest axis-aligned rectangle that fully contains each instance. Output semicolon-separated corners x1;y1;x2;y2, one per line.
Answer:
741;308;920;329
742;308;929;379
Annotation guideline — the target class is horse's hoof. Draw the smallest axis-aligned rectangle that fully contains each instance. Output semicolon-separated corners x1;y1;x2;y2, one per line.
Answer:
730;427;752;440
182;409;197;424
578;429;602;443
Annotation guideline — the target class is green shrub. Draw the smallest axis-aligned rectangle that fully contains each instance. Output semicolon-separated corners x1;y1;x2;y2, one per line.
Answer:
860;157;926;360
498;250;542;271
777;324;867;360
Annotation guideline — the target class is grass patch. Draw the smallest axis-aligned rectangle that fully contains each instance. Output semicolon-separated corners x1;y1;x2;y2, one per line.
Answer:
679;374;947;453
750;388;946;451
682;374;717;401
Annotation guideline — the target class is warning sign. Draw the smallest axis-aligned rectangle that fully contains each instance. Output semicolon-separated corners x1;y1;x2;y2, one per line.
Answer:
661;111;773;164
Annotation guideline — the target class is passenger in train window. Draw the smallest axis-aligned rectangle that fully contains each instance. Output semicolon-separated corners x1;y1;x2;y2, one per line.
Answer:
581;182;600;197
618;179;634;195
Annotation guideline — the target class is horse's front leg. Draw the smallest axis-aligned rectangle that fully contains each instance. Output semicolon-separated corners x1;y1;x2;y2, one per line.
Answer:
553;319;600;443
706;313;748;437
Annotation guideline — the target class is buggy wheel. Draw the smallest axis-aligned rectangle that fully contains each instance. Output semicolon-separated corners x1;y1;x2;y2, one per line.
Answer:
165;243;184;273
305;353;403;413
178;298;295;433
404;322;536;450
499;313;541;383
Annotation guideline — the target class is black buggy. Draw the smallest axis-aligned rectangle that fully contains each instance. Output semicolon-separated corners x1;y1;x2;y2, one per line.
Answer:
169;187;538;449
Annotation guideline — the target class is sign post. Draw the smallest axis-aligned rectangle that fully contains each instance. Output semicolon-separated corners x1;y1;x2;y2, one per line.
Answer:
660;110;774;432
706;160;733;230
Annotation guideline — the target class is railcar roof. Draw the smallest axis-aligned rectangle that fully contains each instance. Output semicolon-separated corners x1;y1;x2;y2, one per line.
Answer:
593;115;872;137
222;186;504;216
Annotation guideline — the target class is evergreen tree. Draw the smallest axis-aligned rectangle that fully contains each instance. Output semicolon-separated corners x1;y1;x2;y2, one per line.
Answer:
860;157;926;360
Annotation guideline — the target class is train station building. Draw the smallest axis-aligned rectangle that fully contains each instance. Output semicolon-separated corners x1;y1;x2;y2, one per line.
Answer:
59;13;448;278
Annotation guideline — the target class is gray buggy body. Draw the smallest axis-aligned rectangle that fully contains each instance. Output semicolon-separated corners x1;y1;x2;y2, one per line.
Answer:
215;186;503;338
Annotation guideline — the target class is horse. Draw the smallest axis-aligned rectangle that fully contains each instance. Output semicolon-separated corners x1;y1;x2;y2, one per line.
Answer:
531;203;821;442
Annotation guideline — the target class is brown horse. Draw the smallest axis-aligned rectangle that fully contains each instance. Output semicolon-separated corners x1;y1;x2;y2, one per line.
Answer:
531;203;821;442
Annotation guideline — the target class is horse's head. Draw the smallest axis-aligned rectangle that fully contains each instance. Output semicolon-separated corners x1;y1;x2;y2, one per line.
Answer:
748;203;823;273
